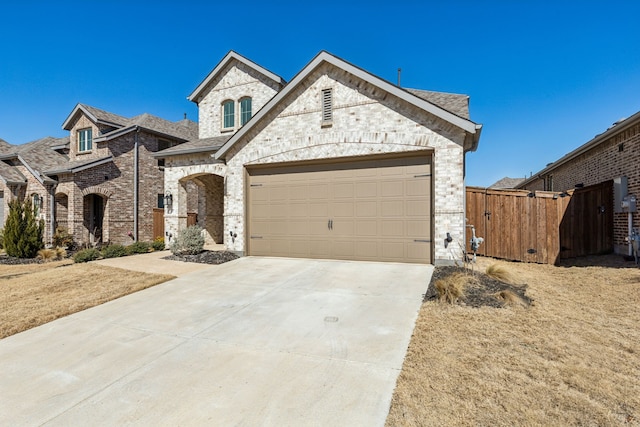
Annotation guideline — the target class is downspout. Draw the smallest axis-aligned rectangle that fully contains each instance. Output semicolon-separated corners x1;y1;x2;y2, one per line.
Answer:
50;184;56;245
134;127;139;241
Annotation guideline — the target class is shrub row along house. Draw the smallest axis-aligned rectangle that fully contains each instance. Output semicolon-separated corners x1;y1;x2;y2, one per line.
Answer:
2;51;482;264
517;112;640;256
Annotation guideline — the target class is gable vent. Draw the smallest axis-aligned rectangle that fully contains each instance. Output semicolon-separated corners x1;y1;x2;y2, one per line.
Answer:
322;88;333;123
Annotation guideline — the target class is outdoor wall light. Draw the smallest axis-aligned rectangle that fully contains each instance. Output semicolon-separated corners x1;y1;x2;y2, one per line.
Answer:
163;192;173;207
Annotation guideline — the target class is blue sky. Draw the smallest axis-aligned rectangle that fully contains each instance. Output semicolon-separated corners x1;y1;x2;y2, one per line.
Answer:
2;1;639;186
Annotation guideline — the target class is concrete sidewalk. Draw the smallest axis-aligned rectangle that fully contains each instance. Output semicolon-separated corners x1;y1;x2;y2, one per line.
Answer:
93;249;212;276
0;256;432;426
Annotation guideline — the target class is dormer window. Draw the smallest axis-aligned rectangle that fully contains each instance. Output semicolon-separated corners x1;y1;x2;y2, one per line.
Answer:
240;97;252;126
78;128;92;152
222;100;235;130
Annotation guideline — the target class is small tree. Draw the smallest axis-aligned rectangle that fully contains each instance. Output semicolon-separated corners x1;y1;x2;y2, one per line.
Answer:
4;199;45;258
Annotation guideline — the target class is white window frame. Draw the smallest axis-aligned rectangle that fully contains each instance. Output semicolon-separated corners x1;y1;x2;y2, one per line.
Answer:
222;100;235;131
239;97;252;126
78;128;92;152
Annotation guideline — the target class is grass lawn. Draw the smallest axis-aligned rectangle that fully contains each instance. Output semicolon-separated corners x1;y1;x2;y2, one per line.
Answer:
0;260;175;339
387;255;640;426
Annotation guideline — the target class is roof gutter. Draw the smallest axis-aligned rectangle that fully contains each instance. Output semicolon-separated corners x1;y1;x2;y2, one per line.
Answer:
519;110;640;187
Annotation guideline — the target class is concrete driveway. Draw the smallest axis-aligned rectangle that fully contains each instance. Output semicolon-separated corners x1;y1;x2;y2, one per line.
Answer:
0;256;432;426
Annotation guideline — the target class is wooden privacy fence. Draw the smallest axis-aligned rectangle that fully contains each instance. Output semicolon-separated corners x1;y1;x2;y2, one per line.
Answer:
466;181;613;264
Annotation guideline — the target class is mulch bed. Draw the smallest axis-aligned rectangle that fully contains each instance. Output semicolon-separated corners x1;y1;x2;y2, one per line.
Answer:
425;265;533;308
0;254;44;265
163;250;239;265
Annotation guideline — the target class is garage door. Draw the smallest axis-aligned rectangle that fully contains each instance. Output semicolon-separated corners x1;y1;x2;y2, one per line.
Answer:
247;154;432;263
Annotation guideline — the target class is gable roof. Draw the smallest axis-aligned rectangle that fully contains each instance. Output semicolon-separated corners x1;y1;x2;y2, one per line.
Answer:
94;113;198;143
0;159;27;185
188;50;286;103
153;135;231;158
0;136;70;184
517;110;640;188
489;177;526;189
406;89;470;120
62;103;129;130
214;51;482;159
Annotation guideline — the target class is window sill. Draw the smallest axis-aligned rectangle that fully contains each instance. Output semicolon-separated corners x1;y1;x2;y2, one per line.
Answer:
321;121;333;128
76;150;93;155
221;128;235;133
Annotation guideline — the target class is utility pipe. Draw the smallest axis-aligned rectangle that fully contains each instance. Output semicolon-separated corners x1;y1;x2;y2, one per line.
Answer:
629;211;633;257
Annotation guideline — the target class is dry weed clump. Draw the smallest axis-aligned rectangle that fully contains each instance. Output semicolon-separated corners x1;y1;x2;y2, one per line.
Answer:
485;263;517;284
36;247;67;262
493;289;527;307
434;272;476;303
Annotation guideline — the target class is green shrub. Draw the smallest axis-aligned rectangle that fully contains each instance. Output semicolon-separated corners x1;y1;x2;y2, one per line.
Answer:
53;227;75;249
102;244;127;258
73;248;101;263
4;199;44;258
126;241;151;255
152;236;165;251
170;225;205;255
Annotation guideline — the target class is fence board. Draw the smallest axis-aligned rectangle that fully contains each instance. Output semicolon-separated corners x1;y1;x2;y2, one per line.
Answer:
466;181;613;264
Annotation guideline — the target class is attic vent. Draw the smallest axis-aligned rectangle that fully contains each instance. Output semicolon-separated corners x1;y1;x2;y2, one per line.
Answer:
322;88;333;123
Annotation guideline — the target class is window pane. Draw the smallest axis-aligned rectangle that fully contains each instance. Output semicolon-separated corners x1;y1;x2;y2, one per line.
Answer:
223;101;234;128
240;98;252;126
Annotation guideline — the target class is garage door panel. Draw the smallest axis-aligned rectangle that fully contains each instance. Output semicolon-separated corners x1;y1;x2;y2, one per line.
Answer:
407;220;430;238
248;155;432;264
381;220;404;237
355;201;377;217
332;241;355;257
381;201;404;217
406;179;429;196
381;181;404;197
356;220;377;236
333;182;354;198
309;183;329;199
356;181;378;197
406;200;430;217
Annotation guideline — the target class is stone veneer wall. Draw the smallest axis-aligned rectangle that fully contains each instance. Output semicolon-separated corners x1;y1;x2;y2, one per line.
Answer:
164;153;227;247
223;63;467;263
196;61;281;139
520;120;640;254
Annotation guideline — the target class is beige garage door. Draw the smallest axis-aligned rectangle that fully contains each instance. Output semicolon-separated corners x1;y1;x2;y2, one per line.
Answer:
247;154;432;263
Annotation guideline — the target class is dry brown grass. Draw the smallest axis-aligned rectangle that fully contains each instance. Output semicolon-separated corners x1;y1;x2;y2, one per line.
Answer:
485;262;517;284
387;255;640;426
0;261;174;338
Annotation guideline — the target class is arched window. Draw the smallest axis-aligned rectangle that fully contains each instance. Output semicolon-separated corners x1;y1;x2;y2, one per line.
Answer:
240;97;252;126
222;100;235;130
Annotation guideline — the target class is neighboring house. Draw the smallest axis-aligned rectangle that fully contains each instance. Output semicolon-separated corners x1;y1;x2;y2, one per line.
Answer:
489;177;525;189
0;104;197;247
159;50;482;265
517;111;640;254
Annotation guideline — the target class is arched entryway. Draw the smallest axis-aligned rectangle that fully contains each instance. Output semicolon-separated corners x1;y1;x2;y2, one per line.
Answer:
177;174;224;244
83;193;108;245
54;192;69;231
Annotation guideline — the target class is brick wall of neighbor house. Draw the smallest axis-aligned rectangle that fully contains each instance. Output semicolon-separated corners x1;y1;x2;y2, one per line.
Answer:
68;114;110;161
13;164;53;242
197;61;281;139
223;63;467;263
55;131;170;246
520;121;640;253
